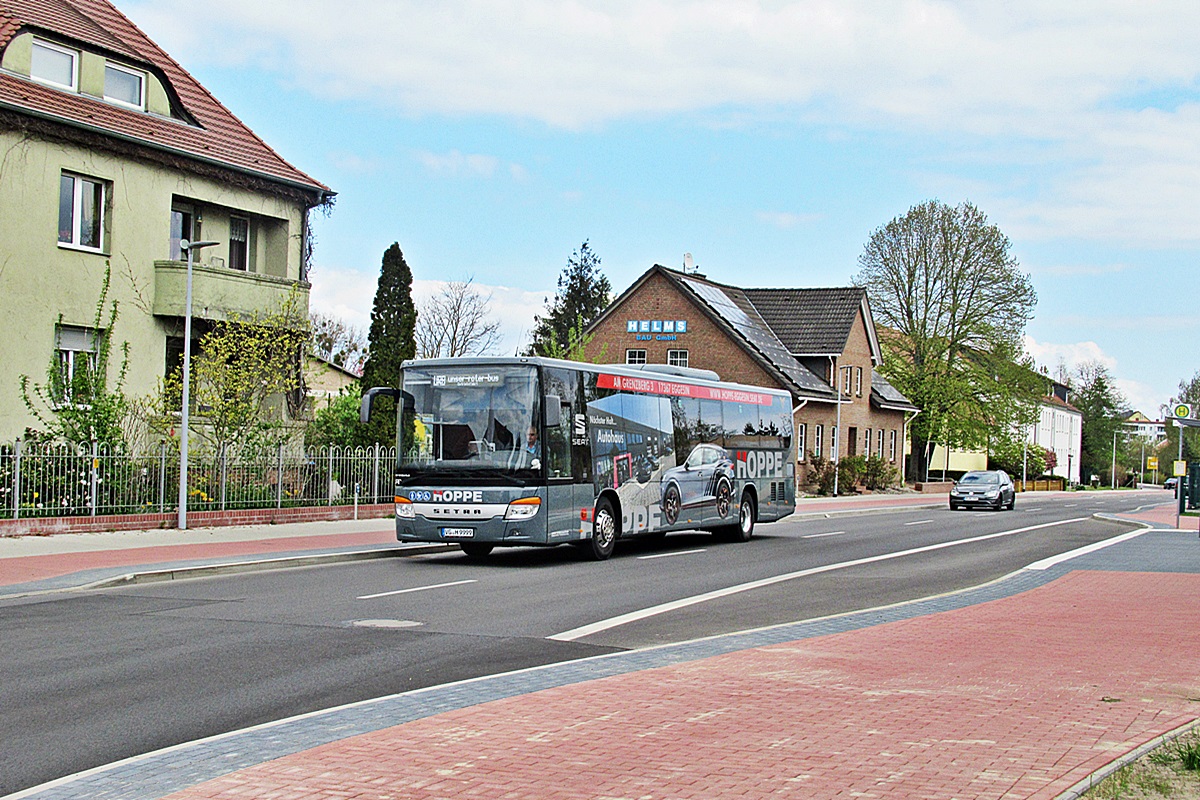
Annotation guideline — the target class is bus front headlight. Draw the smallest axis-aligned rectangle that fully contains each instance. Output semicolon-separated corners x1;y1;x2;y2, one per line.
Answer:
505;496;541;520
395;496;416;519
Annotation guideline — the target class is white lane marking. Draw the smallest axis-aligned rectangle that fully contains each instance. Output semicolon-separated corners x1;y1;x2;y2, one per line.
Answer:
802;531;846;539
357;579;477;600
1025;527;1152;570
904;519;933;526
548;517;1089;642
638;549;707;561
1064;504;1078;508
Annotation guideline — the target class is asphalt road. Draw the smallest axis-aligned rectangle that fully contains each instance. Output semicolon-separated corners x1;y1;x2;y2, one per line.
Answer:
0;493;1150;795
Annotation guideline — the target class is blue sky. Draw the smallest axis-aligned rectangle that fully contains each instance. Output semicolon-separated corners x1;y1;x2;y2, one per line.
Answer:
122;0;1200;416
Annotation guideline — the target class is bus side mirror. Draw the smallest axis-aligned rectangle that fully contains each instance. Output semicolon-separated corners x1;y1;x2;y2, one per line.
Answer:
544;395;562;428
360;387;401;423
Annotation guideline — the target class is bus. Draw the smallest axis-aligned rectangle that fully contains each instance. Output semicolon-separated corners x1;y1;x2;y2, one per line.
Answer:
361;357;796;561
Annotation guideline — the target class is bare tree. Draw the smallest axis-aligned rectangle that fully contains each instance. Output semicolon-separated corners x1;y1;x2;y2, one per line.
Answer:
415;278;502;359
311;311;367;374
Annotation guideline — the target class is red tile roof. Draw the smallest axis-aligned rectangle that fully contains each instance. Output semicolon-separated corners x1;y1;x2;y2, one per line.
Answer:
0;0;330;199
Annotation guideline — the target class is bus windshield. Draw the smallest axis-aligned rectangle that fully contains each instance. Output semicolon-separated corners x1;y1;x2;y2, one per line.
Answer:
400;365;541;479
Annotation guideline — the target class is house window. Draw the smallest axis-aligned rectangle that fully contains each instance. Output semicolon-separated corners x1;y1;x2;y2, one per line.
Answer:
667;349;688;368
841;366;852;395
864;428;871;458
31;39;77;90
58;173;106;251
169;204;198;261
625;349;647;365
797;424;807;461
814;425;823;459
104;62;145;109
854;367;863;397
878;428;884;457
889;430;897;462
55;325;99;404
831;426;839;459
229;217;249;270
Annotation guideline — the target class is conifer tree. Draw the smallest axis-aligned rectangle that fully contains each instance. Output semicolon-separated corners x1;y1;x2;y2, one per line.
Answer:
359;243;417;445
528;241;611;357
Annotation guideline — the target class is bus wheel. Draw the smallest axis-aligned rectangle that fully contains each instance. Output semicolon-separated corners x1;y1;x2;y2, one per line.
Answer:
662;484;681;525
582;498;618;561
716;491;756;543
460;542;494;559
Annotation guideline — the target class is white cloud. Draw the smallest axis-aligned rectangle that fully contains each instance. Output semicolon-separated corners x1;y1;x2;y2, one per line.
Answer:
1023;335;1117;376
1113;378;1168;417
756;211;822;229
125;0;1200;244
413;149;500;178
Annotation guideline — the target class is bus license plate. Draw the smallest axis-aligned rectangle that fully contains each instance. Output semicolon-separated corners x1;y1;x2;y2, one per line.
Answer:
441;527;475;539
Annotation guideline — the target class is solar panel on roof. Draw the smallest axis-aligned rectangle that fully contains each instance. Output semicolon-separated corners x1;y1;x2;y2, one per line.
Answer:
682;278;834;396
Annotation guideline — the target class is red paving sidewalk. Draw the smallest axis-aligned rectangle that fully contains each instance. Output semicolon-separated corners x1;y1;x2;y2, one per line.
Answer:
161;569;1200;800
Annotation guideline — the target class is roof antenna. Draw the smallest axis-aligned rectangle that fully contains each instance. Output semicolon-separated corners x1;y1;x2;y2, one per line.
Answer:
683;253;694;274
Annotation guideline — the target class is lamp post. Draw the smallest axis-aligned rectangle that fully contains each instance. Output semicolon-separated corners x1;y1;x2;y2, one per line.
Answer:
178;239;220;530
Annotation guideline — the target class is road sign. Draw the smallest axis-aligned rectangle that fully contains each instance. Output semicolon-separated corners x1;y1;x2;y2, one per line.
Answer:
1173;403;1193;419
1175;460;1188;477
1147;456;1158;470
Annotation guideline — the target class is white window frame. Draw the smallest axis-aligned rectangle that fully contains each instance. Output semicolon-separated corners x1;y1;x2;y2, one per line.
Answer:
878;428;884;458
55;325;100;406
58;172;107;252
889;430;897;462
667;349;688;368
831;426;839;459
797;423;807;461
814;425;823;459
864;428;871;458
854;367;863;397
103;61;146;110
31;39;78;91
625;349;647;365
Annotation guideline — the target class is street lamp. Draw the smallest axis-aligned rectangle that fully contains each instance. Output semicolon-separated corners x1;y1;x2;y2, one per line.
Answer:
178;238;220;530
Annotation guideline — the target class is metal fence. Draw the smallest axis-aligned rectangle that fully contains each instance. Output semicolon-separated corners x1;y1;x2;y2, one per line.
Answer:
0;441;397;520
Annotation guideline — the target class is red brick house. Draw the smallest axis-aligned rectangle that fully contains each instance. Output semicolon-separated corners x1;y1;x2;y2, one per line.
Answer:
583;265;920;485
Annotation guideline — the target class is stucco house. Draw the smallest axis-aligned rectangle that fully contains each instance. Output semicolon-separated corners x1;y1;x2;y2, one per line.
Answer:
583;265;920;485
0;0;332;441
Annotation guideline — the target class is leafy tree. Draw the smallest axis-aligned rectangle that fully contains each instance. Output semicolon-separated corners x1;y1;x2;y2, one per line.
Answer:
151;289;309;456
987;432;1046;480
855;200;1040;481
305;383;363;450
415;278;501;358
310;311;367;374
20;261;130;447
359;243;417;445
528;241;611;357
1071;360;1127;484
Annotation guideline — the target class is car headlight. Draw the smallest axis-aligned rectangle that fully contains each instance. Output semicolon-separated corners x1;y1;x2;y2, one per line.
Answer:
505;496;541;520
984;489;999;497
395;496;416;519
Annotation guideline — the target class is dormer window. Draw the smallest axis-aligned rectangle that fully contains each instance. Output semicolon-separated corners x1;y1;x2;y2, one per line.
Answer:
30;39;78;91
104;62;145;109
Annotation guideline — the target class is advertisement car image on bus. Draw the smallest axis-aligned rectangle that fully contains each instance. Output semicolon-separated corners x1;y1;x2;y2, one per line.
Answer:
361;357;796;561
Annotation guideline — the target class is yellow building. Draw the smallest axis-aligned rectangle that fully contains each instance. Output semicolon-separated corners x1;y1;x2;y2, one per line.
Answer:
0;0;332;440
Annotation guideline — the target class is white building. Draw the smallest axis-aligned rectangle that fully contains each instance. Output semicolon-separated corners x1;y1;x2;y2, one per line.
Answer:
1030;391;1083;485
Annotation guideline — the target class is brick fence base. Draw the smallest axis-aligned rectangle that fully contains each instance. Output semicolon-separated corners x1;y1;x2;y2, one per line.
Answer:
0;504;395;537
